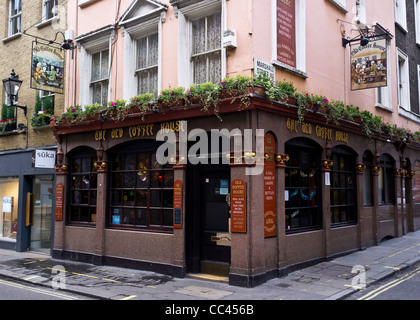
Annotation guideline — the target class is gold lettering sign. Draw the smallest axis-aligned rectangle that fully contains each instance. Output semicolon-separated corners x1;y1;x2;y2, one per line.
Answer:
128;124;154;138
315;125;332;141
285;118;350;144
93;121;187;141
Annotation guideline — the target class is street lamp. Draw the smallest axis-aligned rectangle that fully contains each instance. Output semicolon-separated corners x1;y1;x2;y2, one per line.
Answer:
2;69;27;116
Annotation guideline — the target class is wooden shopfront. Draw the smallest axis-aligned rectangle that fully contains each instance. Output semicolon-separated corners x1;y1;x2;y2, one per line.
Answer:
51;95;420;287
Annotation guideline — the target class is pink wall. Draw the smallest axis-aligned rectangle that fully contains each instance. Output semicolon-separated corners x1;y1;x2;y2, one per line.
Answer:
64;0;416;133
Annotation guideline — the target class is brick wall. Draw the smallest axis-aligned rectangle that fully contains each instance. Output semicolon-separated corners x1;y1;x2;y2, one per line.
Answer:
0;0;67;152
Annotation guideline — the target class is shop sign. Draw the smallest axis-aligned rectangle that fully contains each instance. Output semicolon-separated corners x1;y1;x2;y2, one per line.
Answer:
277;0;296;68
55;184;64;221
34;149;56;169
286;118;349;144
30;41;65;94
231;179;247;233
415;161;420;204
264;134;276;237
173;180;183;229
94;120;185;141
350;38;387;91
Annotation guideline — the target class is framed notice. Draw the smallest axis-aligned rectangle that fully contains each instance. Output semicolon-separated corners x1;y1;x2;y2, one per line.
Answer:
277;0;296;68
173;180;183;229
55;184;64;221
231;179;247;233
264;134;277;237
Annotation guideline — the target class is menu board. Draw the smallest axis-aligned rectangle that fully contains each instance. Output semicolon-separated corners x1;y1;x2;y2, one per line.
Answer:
55;184;64;221
264;134;277;237
231;179;247;233
173;180;183;229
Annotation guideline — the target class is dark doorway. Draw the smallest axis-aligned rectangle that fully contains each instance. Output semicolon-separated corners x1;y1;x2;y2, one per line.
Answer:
186;163;231;276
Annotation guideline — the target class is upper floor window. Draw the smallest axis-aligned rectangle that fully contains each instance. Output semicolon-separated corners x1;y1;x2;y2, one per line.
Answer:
9;0;22;36
43;0;57;21
395;0;407;31
136;33;159;97
91;49;109;107
176;0;224;88
396;48;410;111
191;11;222;84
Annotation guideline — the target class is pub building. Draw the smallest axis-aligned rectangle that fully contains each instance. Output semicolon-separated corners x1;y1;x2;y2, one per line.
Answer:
51;94;420;288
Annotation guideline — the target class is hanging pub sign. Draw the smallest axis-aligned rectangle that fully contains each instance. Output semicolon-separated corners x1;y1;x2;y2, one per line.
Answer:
350;38;387;91
30;41;65;94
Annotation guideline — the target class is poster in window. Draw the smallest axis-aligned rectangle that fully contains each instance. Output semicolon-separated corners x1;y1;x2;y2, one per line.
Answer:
350;38;387;91
277;0;296;68
30;41;65;94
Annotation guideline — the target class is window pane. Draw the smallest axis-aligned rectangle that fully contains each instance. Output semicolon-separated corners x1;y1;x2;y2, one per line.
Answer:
150;190;161;207
135;190;148;207
193;54;207;84
150;209;161;225
162;209;173;226
192;17;206;55
207;12;221;51
91;53;101;81
100;50;109;79
135;208;147;226
208;51;221;84
123;208;135;225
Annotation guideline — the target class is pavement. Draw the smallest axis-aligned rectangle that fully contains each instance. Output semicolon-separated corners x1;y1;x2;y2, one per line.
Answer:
0;230;419;301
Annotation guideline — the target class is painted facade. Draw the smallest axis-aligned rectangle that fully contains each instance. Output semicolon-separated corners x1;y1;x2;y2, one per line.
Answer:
50;0;420;287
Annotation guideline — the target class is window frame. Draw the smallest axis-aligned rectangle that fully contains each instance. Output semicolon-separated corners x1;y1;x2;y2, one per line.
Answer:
135;32;159;97
190;11;222;84
67;149;98;226
396;48;410;112
285;139;322;233
362;151;374;207
395;0;407;31
378;154;396;205
330;147;357;227
108;145;174;233
90;49;110;107
42;0;58;21
176;0;226;88
8;0;22;37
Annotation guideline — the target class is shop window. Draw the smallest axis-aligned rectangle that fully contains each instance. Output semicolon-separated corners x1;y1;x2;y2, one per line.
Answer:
331;146;357;226
379;154;395;205
362;151;373;206
8;0;22;36
109;151;174;232
0;178;19;242
68;149;97;224
285;138;322;232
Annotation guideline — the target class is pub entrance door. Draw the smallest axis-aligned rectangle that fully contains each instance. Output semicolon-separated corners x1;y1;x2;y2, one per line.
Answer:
186;164;231;277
